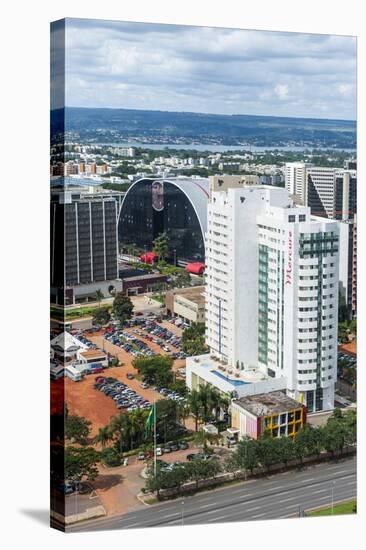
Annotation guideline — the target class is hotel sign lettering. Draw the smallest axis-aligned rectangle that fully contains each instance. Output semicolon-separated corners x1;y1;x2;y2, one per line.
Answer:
285;230;293;285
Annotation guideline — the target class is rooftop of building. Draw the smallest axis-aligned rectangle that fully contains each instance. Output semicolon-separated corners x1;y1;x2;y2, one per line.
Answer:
171;286;205;304
79;349;107;359
232;391;303;417
50;331;88;352
122;273;167;282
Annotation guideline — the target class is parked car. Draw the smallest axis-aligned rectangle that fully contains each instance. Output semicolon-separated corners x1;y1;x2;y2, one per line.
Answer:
187;453;211;461
126;373;135;380
178;440;189;450
156;447;164;456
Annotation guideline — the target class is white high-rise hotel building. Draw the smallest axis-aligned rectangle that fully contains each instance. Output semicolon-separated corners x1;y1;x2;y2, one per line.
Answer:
205;176;339;412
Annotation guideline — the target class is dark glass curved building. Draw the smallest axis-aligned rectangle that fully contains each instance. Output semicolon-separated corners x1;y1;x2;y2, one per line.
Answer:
118;177;209;264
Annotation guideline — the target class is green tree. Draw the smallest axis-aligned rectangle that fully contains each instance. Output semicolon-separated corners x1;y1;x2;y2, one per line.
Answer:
153;232;169;261
230;437;259;474
109;412;131;453
186;459;221;490
92;306;111;326
65;415;91;445
94;289;104;309
133;355;174;387
276;436;295;466
100;447;122;467
197;384;216;423
256;435;281;472
188;389;202;432
145;463;166;498
113;293;133;326
93;426;113;449
194;428;219;454
181;323;208;356
65;446;100;483
294;429;309;463
173;270;191;288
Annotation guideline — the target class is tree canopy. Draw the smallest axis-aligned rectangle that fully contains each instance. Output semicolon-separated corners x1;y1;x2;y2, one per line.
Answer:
113;293;133;326
65;414;91;445
65;446;100;482
132;354;174;387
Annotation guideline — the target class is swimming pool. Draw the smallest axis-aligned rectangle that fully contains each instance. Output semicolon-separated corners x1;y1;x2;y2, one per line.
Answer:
211;370;249;386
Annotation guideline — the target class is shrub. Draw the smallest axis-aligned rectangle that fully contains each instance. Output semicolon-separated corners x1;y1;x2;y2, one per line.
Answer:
101;447;122;467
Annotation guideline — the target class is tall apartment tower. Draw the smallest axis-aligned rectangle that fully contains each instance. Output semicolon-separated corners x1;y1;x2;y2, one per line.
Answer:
339;217;357;319
284;162;312;201
334;170;357;221
304;167;338;218
205;176;339;411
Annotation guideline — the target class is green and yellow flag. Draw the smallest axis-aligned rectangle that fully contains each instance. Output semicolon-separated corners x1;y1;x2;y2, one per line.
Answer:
144;404;155;438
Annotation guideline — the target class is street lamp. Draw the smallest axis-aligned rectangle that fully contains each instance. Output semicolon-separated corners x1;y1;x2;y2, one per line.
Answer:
181;498;184;526
173;249;177;266
331;481;335;514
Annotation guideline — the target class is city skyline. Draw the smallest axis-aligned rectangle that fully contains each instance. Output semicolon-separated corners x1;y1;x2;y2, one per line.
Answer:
54;18;357;120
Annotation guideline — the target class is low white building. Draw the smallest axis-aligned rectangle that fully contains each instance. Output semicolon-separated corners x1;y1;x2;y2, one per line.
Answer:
186;354;287;399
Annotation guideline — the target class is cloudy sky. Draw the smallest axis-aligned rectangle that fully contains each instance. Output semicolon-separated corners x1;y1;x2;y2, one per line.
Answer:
59;18;356;120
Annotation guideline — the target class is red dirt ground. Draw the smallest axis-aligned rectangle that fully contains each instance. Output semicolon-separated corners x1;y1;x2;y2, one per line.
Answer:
63;326;187;437
339;340;357;357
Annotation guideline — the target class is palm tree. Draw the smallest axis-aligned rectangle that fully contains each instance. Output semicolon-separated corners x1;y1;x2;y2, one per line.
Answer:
208;388;222;421
93;426;113;449
188;389;202;432
197;384;215;423
109;413;131;453
95;289;104;309
129;409;148;448
177;401;190;427
194;428;220;453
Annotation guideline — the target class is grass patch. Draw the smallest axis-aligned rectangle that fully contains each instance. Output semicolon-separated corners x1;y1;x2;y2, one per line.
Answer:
308;499;356;517
50;304;113;321
144;497;159;505
151;294;165;304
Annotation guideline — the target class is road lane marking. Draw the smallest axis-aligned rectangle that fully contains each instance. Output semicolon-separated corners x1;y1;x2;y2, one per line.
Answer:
252;513;267;519
246;506;261;512
278;496;299;503
208;514;231;522
199;508;222;516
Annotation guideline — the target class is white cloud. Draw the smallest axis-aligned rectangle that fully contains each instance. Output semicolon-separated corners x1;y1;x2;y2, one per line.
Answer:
274;84;289;100
57;19;357;119
338;84;352;95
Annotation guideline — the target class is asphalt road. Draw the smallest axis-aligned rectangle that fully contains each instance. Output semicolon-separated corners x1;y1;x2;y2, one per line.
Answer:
68;456;356;532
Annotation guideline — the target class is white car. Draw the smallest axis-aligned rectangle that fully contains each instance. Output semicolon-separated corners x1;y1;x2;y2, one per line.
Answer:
156;447;164;456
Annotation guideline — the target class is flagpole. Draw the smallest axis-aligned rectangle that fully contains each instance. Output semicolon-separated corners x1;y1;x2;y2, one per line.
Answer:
153;400;157;477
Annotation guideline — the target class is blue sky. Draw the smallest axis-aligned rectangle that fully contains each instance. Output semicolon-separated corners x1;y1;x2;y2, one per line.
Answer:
57;18;356;120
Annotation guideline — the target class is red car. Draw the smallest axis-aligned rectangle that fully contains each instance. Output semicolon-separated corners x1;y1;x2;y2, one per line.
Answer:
90;367;104;374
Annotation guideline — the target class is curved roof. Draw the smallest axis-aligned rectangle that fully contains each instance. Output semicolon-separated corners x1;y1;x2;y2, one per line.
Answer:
121;177;209;235
50;331;88;353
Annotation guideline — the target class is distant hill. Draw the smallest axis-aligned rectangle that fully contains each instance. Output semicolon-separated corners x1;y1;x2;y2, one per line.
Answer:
51;107;356;149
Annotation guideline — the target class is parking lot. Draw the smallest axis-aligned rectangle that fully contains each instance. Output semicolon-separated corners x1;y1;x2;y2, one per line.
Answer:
63;317;189;436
